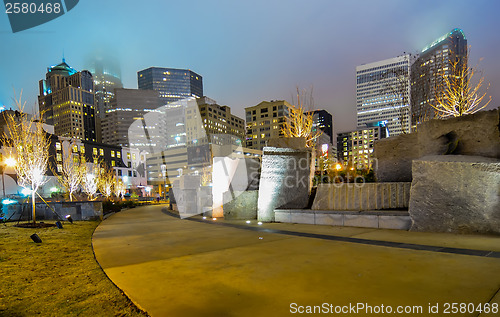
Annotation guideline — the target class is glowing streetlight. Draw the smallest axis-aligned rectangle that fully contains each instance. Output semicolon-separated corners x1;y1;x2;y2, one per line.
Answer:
335;163;343;171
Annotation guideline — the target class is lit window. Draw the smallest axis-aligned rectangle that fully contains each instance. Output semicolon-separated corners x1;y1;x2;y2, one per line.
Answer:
127;152;131;159
111;161;115;167
56;142;61;150
111;151;115;158
117;151;121;159
73;145;78;153
93;148;98;155
99;149;104;156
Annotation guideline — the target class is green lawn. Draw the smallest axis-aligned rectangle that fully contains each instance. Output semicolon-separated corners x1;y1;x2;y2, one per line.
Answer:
0;220;146;316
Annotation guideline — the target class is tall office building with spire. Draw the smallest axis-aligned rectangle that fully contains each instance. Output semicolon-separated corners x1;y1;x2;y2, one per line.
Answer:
38;59;97;141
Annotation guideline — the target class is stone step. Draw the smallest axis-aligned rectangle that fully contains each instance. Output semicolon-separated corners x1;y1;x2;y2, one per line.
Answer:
274;209;411;230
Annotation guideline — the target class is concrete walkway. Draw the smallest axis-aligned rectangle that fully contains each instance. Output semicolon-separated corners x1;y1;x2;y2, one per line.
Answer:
92;205;500;317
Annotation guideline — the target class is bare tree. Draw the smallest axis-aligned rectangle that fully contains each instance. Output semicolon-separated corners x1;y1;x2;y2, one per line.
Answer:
1;92;50;223
431;48;491;117
113;178;126;199
58;140;85;201
98;164;115;200
81;155;101;200
282;87;322;147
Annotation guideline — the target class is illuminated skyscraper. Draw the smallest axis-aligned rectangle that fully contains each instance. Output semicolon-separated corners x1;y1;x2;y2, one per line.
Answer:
411;28;467;128
38;59;97;141
102;88;161;147
356;55;411;137
137;67;203;105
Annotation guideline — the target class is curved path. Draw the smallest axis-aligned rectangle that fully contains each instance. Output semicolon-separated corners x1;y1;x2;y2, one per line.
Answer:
93;205;500;317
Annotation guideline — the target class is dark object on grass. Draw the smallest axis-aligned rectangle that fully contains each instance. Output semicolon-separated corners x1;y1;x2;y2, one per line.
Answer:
65;215;73;224
30;233;42;243
55;221;63;229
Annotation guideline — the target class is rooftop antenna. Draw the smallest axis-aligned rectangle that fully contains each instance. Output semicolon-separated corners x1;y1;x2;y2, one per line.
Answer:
62;49;65;63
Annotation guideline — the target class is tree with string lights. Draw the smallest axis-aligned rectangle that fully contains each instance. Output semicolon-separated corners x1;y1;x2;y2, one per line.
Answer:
1;92;50;223
432;49;491;118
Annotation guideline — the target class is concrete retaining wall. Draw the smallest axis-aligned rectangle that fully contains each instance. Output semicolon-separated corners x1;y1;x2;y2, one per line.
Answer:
3;201;103;221
275;209;411;230
311;183;411;211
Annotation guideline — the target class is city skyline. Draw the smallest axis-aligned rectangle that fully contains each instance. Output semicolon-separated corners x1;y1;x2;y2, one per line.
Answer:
1;0;499;134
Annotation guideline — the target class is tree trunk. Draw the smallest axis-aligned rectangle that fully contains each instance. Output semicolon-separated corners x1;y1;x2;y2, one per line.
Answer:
32;190;36;224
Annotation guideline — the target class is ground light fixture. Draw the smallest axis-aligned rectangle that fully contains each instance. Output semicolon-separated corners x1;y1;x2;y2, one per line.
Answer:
2;198;17;205
258;222;262;225
30;233;42;243
246;220;251;224
212;218;217;221
203;216;207;219
65;215;73;223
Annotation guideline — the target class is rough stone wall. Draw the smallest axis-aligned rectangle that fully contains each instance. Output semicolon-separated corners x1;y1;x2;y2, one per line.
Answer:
417;109;500;158
223;190;258;220
312;183;411;211
409;155;500;234
257;147;314;222
267;137;306;150
374;108;500;182
373;133;418;182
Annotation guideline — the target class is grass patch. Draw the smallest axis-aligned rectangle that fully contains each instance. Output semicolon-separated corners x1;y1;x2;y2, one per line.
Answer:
0;221;146;316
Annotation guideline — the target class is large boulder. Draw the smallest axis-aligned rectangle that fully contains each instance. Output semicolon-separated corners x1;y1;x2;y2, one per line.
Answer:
409;155;500;234
223;190;258;220
374;108;500;182
258;147;314;222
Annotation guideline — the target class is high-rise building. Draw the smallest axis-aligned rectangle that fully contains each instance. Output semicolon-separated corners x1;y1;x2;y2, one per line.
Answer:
245;100;291;150
337;121;388;169
196;97;245;146
356;55;411;137
38;59;97;141
137;67;203;104
85;57;123;119
102;88;161;147
307;109;334;144
411;28;467;128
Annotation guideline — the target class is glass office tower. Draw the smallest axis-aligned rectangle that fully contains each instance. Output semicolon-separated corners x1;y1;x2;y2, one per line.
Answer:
137;67;203;105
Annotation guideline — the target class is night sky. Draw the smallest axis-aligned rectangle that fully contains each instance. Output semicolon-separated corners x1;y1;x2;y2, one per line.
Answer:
0;0;499;134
